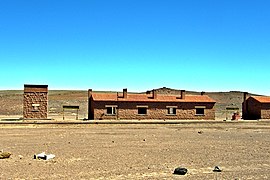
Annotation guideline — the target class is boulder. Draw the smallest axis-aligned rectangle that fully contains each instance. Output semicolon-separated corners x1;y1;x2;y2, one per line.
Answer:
0;152;11;159
213;166;222;172
173;167;188;175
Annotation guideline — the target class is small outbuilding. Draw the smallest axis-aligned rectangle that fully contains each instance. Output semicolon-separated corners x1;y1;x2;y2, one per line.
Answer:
242;93;270;120
23;84;48;119
62;105;80;120
88;88;216;120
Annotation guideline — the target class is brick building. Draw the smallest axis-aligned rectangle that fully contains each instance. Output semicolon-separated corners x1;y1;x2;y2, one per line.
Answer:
88;89;216;120
23;84;48;119
242;93;270;119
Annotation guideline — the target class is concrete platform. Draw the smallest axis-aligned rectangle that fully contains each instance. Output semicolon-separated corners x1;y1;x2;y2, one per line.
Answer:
0;118;267;125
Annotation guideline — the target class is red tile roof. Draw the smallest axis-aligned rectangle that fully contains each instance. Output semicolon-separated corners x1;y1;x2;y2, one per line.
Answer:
91;93;215;103
251;96;270;103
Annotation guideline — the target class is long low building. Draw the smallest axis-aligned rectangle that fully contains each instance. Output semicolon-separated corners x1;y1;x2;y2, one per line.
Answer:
88;89;216;120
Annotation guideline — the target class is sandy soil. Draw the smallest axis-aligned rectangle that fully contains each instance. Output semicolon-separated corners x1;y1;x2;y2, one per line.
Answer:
1;122;270;179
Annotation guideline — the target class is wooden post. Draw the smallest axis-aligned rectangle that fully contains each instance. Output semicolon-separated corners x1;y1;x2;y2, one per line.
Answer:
63;108;65;120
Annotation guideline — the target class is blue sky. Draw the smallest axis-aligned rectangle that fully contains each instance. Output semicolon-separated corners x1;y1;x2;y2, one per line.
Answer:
0;0;269;95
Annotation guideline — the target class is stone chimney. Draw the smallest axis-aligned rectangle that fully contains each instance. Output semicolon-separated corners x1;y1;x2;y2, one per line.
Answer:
242;92;249;120
243;92;249;100
123;88;127;98
181;90;186;99
88;89;92;98
152;89;157;99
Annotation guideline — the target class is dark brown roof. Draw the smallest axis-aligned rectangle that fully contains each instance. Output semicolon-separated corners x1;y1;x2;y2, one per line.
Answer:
24;84;48;93
92;93;215;103
24;84;48;88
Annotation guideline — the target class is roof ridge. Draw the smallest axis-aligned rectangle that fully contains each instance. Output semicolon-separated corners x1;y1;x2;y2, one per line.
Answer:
92;92;215;103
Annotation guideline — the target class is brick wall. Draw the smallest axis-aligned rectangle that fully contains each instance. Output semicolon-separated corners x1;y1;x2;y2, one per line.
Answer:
91;101;215;120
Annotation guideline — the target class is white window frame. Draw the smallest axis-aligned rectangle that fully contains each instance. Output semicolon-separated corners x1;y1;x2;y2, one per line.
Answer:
32;104;40;112
137;105;148;115
195;106;205;116
105;105;117;115
166;106;177;115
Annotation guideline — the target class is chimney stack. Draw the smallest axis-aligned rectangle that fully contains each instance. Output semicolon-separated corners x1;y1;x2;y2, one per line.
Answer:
88;89;92;98
243;92;249;100
152;89;157;99
123;88;127;98
242;92;249;120
181;90;186;99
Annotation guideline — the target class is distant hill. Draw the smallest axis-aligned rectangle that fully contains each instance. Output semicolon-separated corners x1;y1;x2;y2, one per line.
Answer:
0;88;262;120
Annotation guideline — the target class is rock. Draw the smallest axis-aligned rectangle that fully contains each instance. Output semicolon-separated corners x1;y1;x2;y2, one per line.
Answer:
34;152;55;160
45;154;55;160
198;131;203;134
213;166;222;172
173;167;188;175
34;152;46;160
0;152;11;159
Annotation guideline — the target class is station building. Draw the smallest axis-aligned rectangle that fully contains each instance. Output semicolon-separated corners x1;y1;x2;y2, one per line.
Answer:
88;89;216;120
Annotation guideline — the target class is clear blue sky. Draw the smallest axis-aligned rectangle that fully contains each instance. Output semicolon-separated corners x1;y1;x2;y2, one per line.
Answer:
0;0;269;95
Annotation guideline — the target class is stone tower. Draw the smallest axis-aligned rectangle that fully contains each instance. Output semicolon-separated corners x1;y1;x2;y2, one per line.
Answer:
23;84;48;119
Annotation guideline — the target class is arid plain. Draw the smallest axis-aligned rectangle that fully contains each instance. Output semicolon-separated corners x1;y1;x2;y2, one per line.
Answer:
1;122;270;179
1;90;270;179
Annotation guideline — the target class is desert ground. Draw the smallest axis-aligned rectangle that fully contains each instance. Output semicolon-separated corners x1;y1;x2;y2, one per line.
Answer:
1;121;270;179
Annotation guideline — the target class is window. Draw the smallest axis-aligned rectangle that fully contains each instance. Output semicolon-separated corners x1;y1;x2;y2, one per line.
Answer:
32;104;40;112
195;106;206;115
167;107;176;115
138;107;147;115
196;108;205;115
106;106;117;115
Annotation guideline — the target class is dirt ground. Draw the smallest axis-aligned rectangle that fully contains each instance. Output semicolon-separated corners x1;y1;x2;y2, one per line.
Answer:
1;122;270;179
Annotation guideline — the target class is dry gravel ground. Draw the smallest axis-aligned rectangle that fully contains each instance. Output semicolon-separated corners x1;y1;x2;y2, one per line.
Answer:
1;122;270;179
